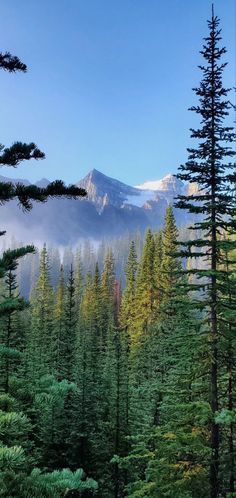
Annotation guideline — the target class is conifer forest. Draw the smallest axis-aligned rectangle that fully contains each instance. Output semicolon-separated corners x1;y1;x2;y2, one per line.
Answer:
0;8;235;498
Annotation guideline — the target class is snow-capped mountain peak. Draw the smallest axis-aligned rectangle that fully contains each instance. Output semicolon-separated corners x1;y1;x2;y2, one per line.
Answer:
0;168;198;244
75;170;187;213
135;173;183;192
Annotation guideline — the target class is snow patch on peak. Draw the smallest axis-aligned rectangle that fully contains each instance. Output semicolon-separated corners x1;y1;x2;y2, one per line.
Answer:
135;173;180;192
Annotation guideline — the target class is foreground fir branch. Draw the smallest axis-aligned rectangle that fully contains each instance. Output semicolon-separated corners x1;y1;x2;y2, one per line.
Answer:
0;54;86;211
0;180;86;211
0;49;94;498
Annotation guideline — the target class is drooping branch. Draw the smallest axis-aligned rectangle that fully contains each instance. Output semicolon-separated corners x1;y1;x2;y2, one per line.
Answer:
0;246;35;276
0;52;27;72
0;180;87;211
0;142;45;167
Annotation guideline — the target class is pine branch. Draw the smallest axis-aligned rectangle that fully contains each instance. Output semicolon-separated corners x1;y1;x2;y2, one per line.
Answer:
0;52;27;72
0;181;87;211
0;246;35;276
0;142;45;166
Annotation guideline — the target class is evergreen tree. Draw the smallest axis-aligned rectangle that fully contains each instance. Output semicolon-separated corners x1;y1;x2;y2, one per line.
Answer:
133;229;155;338
175;9;236;496
54;265;66;379
48;247;61;290
98;249;116;365
74;249;84;313
63;247;75;281
64;265;77;382
102;249;116;322
153;230;163;316
120;241;138;329
0;269;27;395
160;206;183;311
29;245;54;379
29;251;40;298
104;325;130;498
75;268;104;475
120;231;155;441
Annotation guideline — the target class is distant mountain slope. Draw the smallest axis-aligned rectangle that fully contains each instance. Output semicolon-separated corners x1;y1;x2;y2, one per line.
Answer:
0;169;197;245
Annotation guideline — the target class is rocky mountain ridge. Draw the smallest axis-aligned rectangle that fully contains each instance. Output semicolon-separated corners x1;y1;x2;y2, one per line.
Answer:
0;169;197;244
76;168;196;211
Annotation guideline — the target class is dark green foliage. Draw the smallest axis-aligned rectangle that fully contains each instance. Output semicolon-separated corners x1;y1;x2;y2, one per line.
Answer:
120;241;138;329
0;247;35;278
2;205;235;497
64;266;77;381
160;205;183;306
134;229;155;330
29;245;55;379
0;179;86;212
54;265;66;378
174;8;236;498
0;142;45;167
0;52;27;72
75;269;104;473
0;270;27;394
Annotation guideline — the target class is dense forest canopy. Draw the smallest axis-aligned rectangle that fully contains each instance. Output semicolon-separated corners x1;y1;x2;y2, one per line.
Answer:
0;7;235;498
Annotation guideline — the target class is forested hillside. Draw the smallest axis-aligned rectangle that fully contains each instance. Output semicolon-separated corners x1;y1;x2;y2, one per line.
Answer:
0;8;235;498
1;203;235;497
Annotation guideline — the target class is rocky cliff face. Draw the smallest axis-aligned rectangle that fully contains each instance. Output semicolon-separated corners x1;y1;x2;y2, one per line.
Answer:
0;169;198;245
77;169;142;212
77;168;194;210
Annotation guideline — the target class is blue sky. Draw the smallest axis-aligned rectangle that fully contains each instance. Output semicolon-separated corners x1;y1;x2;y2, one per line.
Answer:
0;0;235;186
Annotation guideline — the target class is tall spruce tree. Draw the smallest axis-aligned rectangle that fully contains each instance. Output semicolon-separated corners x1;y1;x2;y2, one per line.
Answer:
153;230;163;317
102;249;116;330
133;229;155;336
54;265;66;379
175;8;236;497
160;206;183;312
0;269;27;395
123;231;153;437
76;268;104;476
29;245;54;379
63;265;77;382
120;241;138;329
74;249;84;314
